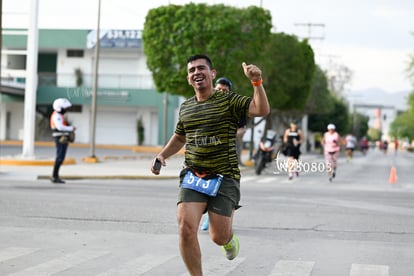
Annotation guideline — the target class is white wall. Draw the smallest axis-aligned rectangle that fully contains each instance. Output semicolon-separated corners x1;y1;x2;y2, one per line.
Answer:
56;49;92;87
243;117;267;149
0;47;161;145
137;107;158;146
0;103;6;139
0;102;25;140
56;48;153;88
66;105;159;145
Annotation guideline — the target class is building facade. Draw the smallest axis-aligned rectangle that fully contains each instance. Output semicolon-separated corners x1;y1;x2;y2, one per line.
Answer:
1;29;181;146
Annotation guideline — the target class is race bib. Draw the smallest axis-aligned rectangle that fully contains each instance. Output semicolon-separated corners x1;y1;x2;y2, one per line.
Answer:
182;171;223;197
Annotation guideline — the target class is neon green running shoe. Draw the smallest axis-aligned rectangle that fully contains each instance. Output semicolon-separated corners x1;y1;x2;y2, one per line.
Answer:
222;234;240;260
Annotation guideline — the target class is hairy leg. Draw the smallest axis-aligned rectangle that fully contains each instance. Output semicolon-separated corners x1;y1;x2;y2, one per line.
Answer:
177;202;206;276
208;210;234;245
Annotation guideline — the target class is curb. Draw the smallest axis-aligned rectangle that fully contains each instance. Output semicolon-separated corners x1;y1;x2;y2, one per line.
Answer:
0;140;184;166
37;174;178;180
0;157;76;166
0;140;184;154
0;140;136;150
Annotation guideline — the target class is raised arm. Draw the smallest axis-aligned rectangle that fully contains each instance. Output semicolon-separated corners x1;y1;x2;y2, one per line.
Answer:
242;62;270;117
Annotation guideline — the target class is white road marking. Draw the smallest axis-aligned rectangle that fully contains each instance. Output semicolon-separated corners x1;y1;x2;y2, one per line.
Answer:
8;250;109;276
269;260;315;276
96;254;177;275
349;263;389;276
0;247;39;262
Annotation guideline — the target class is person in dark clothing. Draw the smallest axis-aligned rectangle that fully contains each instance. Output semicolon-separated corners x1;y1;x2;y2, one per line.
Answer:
50;98;76;184
283;121;304;180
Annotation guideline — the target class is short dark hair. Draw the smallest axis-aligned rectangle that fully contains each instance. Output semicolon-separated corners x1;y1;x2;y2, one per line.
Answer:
187;54;213;69
215;77;233;91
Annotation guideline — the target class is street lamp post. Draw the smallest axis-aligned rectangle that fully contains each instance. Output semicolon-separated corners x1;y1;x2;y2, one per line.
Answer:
88;0;101;161
22;0;39;158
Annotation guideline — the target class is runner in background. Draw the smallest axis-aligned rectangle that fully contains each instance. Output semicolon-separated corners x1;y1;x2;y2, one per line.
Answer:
283;120;304;180
344;133;357;161
360;136;369;155
321;124;341;182
394;138;399;155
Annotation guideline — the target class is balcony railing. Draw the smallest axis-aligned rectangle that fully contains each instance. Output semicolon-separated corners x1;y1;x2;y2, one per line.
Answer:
1;77;26;88
52;73;156;89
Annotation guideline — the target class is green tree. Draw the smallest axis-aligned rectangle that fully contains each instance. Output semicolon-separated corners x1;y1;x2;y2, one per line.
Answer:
308;96;350;134
367;128;381;141
351;112;369;139
263;33;315;112
306;66;349;133
393;39;414;141
142;4;272;97
390;92;414;140
305;65;335;115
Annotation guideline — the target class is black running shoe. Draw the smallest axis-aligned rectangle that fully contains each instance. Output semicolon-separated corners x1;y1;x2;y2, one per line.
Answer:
51;178;65;184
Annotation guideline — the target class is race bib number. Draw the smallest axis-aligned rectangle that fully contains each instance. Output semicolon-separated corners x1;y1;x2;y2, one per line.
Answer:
182;171;223;197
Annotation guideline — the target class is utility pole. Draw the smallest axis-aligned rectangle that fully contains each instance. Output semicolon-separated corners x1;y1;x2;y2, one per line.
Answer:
0;0;2;90
163;92;168;145
22;0;39;158
88;0;101;161
294;22;325;40
293;22;325;153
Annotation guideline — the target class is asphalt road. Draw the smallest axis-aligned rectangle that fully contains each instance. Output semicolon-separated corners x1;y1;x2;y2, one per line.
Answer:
0;149;413;275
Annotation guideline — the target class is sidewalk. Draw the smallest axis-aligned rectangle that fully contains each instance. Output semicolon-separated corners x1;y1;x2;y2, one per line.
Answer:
0;156;186;181
0;141;253;181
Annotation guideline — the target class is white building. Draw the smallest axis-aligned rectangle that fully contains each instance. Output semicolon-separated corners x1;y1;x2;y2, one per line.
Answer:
1;29;181;145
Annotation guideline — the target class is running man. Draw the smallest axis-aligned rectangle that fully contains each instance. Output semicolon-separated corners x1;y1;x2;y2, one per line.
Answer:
321;123;341;182
150;54;270;275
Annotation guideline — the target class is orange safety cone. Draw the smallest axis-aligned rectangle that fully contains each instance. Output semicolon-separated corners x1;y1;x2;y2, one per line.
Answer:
389;166;397;184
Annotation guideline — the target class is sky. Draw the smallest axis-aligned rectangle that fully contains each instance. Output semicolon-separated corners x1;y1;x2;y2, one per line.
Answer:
3;0;414;93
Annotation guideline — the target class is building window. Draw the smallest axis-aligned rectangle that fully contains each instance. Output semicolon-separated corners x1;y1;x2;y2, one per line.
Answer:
67;50;84;57
69;105;82;113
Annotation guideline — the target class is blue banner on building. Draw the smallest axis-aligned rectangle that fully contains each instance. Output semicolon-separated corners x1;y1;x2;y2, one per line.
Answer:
87;30;142;49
